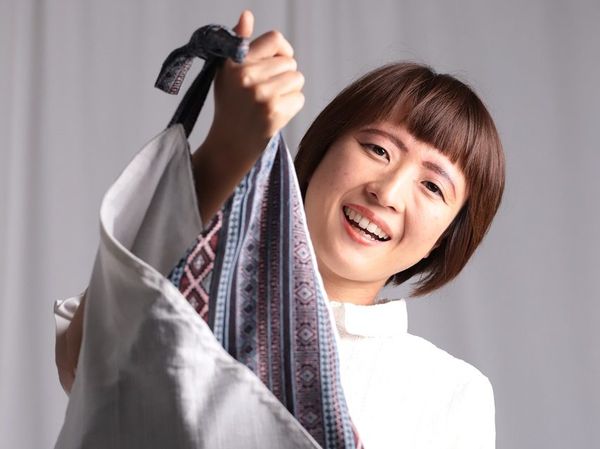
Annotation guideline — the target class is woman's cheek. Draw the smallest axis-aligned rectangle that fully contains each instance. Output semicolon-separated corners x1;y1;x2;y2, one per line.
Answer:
422;211;451;245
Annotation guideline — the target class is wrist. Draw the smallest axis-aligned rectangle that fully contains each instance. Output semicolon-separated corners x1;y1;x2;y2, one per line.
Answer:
193;128;268;178
191;129;270;223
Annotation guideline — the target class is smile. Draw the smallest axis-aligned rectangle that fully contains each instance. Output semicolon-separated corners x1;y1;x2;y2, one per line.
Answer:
342;206;391;243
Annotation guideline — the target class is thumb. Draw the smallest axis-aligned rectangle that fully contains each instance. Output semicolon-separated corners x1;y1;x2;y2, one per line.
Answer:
232;9;254;38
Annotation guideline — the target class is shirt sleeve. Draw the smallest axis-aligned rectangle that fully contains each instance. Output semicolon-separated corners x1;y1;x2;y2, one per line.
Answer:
448;372;496;449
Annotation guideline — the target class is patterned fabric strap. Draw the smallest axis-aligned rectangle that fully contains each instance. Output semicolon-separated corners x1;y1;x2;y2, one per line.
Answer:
155;24;249;138
155;24;248;95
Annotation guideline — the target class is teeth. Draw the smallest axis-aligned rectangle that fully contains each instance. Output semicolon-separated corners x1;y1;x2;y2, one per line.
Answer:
367;222;379;234
343;207;390;241
358;217;370;228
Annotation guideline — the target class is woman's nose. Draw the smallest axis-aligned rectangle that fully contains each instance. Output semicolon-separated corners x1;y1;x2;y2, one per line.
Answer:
367;169;411;213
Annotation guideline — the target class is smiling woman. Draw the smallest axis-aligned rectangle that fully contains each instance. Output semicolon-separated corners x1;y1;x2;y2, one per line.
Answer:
54;13;505;448
303;121;469;305
296;62;505;300
294;62;505;447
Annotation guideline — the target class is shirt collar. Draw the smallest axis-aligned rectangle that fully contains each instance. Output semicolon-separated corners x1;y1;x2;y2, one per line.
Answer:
327;298;408;337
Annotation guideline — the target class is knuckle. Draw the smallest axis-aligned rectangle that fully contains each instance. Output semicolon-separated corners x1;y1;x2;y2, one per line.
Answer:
287;57;298;71
268;30;284;42
269;30;292;54
253;84;269;103
263;98;278;117
298;94;306;110
238;69;253;88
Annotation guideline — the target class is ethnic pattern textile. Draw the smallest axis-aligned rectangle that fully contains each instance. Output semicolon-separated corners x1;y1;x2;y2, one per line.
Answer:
168;212;222;323
168;133;363;449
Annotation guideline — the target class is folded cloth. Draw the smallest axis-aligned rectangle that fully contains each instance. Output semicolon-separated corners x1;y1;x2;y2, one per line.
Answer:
55;24;360;449
55;124;320;449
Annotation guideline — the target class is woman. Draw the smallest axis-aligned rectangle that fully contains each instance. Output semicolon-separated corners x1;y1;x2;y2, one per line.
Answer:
56;10;504;448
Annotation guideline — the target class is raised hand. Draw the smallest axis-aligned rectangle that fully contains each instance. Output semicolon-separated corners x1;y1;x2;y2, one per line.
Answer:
192;10;305;223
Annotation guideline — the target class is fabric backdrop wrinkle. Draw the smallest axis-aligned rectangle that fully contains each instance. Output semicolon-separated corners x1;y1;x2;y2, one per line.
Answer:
1;1;599;448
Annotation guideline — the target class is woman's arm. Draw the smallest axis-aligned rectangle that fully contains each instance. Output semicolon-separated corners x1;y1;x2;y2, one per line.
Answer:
53;10;304;394
191;10;304;223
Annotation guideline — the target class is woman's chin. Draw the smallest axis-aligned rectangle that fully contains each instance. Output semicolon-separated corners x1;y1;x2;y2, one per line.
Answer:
318;248;378;282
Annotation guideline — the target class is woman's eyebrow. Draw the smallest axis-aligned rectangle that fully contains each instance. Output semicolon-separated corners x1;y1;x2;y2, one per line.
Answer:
360;127;408;152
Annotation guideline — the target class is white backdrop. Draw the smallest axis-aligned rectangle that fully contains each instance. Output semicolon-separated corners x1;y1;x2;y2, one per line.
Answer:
1;1;599;448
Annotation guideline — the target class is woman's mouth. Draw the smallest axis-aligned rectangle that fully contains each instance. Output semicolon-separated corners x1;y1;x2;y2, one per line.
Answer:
341;206;391;246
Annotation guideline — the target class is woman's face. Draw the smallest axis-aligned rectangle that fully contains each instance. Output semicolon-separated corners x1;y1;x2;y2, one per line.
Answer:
304;120;468;304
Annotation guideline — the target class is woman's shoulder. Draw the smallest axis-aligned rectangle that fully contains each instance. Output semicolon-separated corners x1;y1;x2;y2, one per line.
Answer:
331;297;494;405
403;333;496;443
333;299;496;447
401;331;492;388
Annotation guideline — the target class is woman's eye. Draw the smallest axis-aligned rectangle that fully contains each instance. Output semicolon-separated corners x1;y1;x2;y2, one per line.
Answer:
423;181;445;200
363;143;390;161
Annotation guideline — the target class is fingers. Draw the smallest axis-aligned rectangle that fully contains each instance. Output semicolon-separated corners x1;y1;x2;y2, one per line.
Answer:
278;90;305;118
265;91;305;135
233;10;254;38
240;56;297;85
247;30;294;61
252;70;305;102
217;12;304;138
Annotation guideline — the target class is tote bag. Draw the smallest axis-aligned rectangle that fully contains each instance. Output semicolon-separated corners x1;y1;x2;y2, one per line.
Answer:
55;24;359;449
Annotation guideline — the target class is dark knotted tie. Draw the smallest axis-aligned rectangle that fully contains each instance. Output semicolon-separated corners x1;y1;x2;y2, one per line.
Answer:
158;24;363;449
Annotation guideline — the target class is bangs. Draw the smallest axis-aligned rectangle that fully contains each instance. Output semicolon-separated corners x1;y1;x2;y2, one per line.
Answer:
337;64;499;194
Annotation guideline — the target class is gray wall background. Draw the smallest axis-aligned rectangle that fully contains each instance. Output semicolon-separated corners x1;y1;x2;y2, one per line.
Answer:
1;0;598;447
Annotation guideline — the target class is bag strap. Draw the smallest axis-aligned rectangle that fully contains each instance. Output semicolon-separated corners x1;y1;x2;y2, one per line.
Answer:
155;24;249;137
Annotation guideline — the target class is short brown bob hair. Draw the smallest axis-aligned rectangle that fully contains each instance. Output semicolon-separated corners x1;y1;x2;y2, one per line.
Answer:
294;62;505;297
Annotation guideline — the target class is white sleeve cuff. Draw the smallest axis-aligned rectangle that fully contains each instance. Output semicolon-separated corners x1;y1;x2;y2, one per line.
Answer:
54;291;85;338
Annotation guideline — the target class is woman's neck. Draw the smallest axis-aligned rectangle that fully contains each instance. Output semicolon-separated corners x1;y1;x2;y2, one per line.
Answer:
320;269;383;306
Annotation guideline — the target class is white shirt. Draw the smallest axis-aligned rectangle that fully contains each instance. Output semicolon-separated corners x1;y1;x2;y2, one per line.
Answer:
56;294;495;449
325;298;495;449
